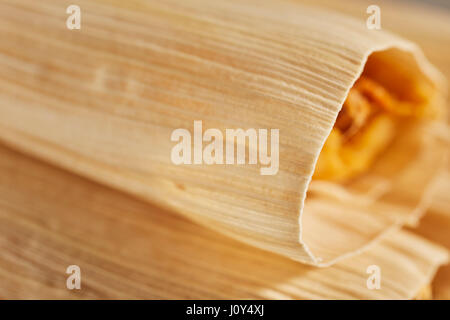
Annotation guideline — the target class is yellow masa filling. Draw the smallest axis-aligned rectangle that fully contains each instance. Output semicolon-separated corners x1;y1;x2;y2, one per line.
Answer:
313;75;435;182
311;52;439;298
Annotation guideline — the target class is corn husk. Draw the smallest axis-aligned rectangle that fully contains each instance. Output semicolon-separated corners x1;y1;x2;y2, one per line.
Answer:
413;159;450;299
0;0;446;265
0;144;447;299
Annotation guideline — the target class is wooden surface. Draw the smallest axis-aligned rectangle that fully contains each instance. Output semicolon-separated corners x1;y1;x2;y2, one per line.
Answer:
0;0;449;299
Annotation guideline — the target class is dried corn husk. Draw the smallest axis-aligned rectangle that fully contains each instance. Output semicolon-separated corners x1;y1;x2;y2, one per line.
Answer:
0;0;446;265
0;144;446;299
413;163;450;299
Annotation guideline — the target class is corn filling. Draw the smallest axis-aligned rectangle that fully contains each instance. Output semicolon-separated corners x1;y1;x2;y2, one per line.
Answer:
313;76;433;182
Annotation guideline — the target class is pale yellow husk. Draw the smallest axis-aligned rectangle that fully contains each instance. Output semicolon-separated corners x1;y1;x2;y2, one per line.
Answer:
0;0;447;265
413;158;450;300
0;144;447;299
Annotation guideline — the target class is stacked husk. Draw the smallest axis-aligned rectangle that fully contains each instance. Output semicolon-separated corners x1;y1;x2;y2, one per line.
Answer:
0;0;448;299
0;144;446;299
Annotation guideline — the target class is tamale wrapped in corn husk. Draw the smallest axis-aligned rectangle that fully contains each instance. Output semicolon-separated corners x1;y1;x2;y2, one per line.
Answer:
0;0;447;266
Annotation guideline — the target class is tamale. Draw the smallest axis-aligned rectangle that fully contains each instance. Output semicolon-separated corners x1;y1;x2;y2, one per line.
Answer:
0;0;446;266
